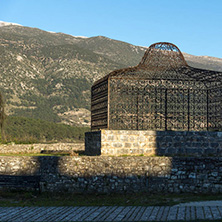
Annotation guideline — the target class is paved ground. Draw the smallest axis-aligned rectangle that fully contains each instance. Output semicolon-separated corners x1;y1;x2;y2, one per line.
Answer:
1;204;222;221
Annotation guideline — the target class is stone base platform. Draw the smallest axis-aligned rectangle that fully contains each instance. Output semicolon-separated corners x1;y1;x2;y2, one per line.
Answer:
85;130;222;156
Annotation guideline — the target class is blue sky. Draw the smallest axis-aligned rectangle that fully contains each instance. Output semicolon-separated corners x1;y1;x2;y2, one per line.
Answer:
0;0;222;58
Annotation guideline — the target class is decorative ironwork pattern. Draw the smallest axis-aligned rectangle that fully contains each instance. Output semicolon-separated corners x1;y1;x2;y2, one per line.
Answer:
91;42;222;131
91;79;108;129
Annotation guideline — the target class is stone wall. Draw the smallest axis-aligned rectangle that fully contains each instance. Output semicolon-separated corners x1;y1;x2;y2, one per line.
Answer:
85;130;222;156
0;143;84;154
1;156;222;194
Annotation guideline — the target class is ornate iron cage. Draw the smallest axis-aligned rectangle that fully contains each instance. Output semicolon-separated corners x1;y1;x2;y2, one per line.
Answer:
91;42;222;131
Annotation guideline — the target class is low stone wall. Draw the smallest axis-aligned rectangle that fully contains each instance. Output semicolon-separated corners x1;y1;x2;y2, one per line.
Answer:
85;130;222;156
0;143;84;154
1;156;222;194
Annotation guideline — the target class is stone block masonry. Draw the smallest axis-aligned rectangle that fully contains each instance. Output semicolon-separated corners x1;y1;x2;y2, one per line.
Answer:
1;156;222;194
85;130;222;156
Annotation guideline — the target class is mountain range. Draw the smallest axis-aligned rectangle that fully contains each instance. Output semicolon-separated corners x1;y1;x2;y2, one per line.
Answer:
0;21;222;126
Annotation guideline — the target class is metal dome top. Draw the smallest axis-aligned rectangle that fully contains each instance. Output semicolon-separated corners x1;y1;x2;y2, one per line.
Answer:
93;42;222;86
139;42;188;69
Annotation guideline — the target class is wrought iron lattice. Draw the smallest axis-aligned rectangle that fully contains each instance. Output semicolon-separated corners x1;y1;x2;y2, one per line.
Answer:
91;42;222;131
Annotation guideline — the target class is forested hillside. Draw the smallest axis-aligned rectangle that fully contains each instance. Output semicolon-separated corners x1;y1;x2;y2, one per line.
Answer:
0;23;222;127
2;116;89;143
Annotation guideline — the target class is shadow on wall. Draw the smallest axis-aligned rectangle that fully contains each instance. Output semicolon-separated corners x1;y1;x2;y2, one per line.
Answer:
1;153;222;194
0;156;59;192
155;131;222;157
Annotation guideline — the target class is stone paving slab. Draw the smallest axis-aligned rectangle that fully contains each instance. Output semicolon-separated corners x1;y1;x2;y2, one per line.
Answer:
1;206;222;221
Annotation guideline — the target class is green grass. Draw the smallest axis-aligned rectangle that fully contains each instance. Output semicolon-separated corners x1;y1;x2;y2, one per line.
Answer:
0;153;71;157
1;191;222;207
